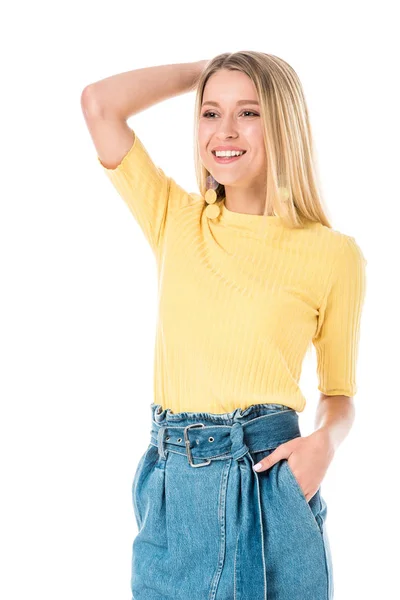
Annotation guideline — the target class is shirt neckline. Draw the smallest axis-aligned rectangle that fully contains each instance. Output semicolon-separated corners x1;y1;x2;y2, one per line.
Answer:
219;199;283;231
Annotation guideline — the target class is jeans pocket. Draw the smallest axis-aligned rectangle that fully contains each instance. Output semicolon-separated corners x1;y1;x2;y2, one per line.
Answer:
283;459;325;534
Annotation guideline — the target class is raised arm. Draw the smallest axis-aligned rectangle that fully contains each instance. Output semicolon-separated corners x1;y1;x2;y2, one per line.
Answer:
80;61;208;255
80;61;208;169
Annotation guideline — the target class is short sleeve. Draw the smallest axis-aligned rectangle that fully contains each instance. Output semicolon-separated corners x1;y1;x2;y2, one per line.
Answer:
97;128;192;255
312;235;367;396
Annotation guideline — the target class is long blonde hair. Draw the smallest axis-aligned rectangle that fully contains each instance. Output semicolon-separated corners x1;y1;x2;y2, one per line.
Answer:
193;51;332;229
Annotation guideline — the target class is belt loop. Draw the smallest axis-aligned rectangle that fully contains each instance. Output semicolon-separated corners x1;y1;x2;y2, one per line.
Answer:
157;425;167;461
230;421;249;461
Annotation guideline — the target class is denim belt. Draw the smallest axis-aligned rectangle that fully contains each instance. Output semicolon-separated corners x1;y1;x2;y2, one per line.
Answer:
150;408;301;467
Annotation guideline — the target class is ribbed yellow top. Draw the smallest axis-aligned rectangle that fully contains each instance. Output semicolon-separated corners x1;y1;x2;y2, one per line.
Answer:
97;129;367;414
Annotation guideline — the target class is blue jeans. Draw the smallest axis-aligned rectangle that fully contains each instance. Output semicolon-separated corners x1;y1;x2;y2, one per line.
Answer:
131;402;334;599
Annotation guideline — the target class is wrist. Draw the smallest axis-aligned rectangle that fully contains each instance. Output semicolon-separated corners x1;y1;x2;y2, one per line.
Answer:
188;60;210;91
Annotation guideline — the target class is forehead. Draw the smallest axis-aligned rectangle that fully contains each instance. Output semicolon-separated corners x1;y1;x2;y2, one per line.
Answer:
202;69;258;103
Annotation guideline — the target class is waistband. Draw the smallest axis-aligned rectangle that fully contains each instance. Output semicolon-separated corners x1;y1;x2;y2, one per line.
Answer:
149;402;301;468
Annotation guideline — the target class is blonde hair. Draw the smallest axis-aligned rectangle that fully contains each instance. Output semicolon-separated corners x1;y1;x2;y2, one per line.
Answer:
193;51;332;229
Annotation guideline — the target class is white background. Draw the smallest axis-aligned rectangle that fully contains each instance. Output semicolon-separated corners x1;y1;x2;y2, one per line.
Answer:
1;1;398;598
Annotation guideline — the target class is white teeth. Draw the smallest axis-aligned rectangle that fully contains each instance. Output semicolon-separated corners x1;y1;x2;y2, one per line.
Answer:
214;150;245;157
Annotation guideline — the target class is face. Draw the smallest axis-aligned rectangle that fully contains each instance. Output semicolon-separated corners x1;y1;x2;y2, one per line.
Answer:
198;69;267;191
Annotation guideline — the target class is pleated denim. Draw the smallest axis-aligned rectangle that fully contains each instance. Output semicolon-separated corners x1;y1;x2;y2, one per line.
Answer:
130;402;334;599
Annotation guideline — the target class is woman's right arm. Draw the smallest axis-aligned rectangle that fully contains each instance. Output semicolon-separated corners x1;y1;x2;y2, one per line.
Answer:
82;60;208;122
81;61;207;170
80;61;208;255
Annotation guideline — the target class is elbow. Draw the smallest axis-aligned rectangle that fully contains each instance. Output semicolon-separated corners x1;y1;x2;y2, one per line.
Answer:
81;85;103;119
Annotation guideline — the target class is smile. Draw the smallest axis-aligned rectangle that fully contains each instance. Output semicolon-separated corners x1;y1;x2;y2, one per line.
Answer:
212;151;247;164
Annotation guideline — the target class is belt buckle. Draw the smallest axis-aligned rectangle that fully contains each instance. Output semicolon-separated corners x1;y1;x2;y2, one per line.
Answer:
183;423;212;467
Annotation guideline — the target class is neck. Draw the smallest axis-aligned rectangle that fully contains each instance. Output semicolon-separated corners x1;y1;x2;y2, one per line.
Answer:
223;185;272;216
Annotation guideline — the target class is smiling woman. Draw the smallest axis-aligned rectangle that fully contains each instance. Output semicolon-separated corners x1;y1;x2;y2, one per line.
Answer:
193;53;331;227
198;77;267;207
82;51;366;600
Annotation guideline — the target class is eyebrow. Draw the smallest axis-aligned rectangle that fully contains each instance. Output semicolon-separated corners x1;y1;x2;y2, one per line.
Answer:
201;100;260;107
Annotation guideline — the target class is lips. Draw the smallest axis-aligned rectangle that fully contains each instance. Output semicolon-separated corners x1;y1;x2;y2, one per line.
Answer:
211;150;247;155
212;151;247;164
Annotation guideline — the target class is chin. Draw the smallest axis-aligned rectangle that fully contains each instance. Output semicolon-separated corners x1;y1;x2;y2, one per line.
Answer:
215;175;243;186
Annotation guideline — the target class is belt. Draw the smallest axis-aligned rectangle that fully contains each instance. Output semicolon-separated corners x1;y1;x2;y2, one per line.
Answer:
150;408;301;600
150;408;300;465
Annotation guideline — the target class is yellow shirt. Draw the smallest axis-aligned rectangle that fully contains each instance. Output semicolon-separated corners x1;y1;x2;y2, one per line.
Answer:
97;129;367;414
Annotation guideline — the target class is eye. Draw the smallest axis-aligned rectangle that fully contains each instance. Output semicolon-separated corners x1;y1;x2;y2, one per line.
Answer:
202;110;259;118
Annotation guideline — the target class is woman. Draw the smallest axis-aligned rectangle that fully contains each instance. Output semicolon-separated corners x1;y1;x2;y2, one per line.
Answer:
81;52;367;599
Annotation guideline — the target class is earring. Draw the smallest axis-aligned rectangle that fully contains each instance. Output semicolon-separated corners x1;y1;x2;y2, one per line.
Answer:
279;186;290;202
205;175;221;219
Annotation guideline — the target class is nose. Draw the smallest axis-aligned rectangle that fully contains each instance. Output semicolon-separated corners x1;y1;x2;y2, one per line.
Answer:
215;113;239;140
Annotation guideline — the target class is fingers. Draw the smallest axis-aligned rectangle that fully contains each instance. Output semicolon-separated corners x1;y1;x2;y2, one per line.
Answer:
252;445;292;473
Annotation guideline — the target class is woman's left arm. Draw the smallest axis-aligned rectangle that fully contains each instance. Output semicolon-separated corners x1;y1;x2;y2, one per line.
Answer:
253;235;366;500
314;393;355;451
252;394;355;501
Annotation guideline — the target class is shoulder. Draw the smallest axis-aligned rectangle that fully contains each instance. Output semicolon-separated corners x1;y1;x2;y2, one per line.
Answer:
167;183;204;214
307;222;367;267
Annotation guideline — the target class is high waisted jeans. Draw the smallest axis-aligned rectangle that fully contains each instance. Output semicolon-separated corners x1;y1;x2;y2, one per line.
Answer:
130;402;334;599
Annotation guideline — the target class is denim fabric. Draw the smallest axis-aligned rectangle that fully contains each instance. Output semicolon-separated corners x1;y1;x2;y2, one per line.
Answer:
131;402;334;599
